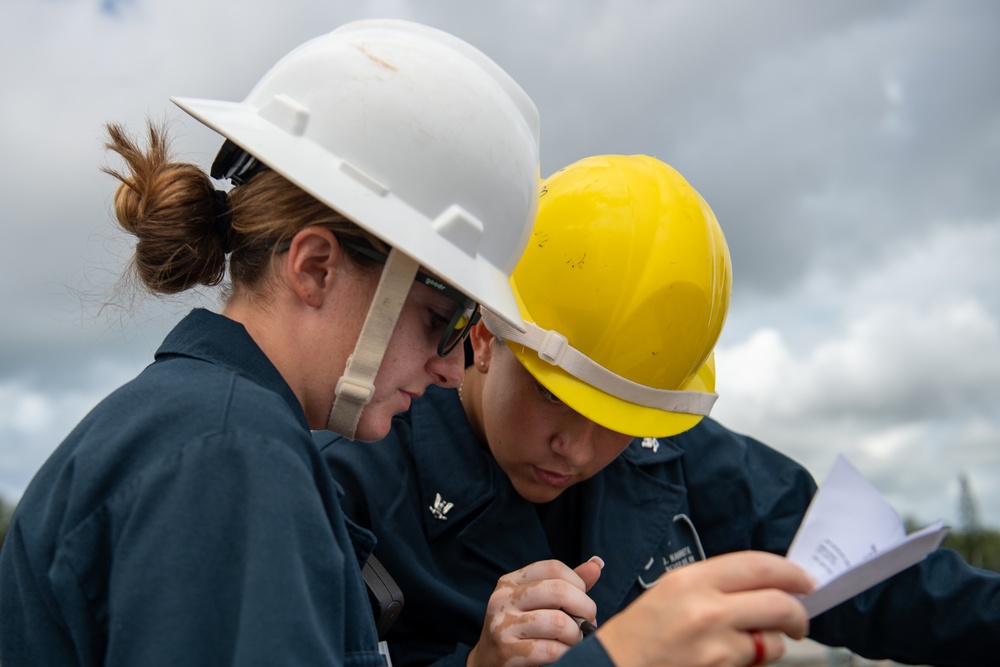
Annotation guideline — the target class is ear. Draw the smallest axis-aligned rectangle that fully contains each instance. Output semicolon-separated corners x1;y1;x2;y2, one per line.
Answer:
469;319;495;373
284;226;343;308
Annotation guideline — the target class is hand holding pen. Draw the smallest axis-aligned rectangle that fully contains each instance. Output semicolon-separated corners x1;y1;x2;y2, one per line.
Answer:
466;556;604;667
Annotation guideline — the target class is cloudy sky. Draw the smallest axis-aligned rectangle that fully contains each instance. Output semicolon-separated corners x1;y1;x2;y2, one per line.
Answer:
1;0;998;532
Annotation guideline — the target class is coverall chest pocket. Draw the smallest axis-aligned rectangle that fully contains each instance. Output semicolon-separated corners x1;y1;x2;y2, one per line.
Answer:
637;513;706;589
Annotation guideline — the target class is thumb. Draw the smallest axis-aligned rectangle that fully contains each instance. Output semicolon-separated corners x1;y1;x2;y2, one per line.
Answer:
574;556;605;592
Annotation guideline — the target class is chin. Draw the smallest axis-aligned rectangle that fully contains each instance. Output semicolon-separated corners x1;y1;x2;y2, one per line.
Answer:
518;484;561;505
351;412;394;442
350;425;389;443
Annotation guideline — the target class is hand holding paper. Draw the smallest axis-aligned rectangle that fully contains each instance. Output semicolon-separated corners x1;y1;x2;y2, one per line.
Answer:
786;455;948;617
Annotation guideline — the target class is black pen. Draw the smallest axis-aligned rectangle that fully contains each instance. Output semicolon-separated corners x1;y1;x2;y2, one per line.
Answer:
565;611;597;637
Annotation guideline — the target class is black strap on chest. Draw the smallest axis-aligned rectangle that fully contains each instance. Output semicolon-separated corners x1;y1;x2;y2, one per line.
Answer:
362;553;404;639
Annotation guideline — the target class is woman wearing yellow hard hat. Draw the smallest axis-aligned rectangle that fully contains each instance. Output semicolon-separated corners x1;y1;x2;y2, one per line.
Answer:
317;155;999;667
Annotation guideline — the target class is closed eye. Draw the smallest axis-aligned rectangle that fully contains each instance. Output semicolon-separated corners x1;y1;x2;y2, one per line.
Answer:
532;378;564;405
428;308;451;332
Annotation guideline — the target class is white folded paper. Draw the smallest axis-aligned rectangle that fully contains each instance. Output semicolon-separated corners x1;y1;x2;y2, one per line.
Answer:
786;455;948;618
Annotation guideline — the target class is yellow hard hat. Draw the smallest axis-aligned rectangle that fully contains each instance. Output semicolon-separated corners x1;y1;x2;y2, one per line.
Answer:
481;154;732;437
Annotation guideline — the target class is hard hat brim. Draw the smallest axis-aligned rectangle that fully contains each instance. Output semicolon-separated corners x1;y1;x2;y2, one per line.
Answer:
509;343;716;438
171;95;528;333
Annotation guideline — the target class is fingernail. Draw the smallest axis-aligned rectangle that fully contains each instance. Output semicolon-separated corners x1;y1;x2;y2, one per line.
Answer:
588;555;605;569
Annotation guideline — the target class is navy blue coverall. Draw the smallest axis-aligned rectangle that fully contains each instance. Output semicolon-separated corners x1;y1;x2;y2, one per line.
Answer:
0;309;385;666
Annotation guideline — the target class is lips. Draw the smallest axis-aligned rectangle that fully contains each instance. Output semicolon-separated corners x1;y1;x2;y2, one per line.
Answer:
532;466;573;487
394;389;418;413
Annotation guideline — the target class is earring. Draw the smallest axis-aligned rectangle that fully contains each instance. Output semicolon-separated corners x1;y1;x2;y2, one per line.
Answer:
479;360;486;367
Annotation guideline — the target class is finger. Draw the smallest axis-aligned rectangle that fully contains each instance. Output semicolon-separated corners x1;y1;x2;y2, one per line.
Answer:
505;559;587;591
681;551;816;596
508;578;597;621
746;630;765;666
727;588;810;640
744;629;785;666
572;556;605;592
511;609;589;645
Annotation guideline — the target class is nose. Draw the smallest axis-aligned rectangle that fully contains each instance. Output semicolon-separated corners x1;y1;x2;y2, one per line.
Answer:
426;345;466;388
550;417;600;468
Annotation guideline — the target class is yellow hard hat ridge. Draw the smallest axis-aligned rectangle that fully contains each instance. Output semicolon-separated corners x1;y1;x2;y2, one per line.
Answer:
497;154;732;438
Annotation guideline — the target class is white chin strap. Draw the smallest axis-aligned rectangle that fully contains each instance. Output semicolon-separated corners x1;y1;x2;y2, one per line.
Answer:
327;248;419;439
480;309;718;417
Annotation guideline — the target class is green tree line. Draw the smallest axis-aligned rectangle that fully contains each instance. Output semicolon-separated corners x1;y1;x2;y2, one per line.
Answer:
941;527;1000;571
941;472;1000;572
0;496;14;553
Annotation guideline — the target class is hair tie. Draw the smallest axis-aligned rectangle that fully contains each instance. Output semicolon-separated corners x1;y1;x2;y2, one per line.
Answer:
212;188;235;254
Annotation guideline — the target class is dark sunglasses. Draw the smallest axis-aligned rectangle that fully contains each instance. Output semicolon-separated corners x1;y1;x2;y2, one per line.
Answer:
276;237;479;357
345;243;480;357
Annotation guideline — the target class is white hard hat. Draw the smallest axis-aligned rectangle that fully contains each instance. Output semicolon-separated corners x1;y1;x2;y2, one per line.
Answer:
172;19;539;330
172;19;541;439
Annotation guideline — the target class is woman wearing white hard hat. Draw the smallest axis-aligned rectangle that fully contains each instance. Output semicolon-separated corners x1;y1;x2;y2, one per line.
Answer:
0;19;539;666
